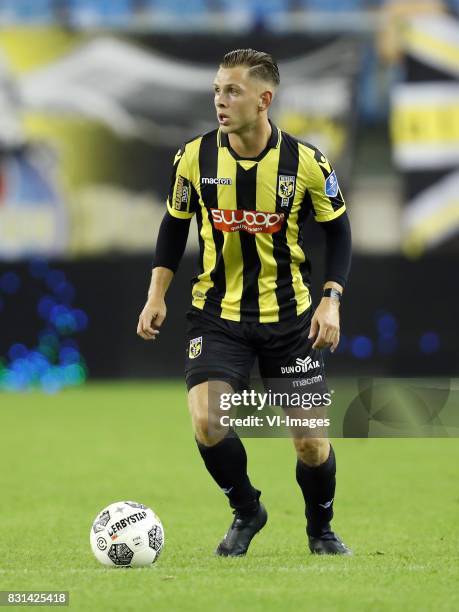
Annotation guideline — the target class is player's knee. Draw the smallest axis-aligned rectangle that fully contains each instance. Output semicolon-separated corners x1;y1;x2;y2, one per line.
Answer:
294;437;329;467
194;414;227;446
188;392;226;446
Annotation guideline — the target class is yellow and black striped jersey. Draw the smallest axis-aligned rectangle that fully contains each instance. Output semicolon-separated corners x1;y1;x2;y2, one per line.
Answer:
166;121;346;323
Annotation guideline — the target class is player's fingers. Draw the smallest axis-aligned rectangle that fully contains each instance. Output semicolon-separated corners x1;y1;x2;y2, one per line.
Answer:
138;313;160;340
155;312;166;327
314;321;338;349
143;325;159;338
308;317;319;340
137;324;151;340
137;318;149;339
141;329;159;341
330;330;339;353
320;327;330;346
324;326;336;346
312;327;327;349
330;330;340;353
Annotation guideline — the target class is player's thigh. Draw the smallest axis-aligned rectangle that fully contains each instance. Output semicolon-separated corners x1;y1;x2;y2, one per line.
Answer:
184;307;255;395
185;309;255;445
257;308;331;451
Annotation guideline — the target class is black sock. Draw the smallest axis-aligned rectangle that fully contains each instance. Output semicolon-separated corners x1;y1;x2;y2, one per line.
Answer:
296;445;336;537
196;430;259;513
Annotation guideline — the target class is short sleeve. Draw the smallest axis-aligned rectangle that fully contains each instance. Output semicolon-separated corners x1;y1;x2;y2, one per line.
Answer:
305;148;346;223
166;145;198;220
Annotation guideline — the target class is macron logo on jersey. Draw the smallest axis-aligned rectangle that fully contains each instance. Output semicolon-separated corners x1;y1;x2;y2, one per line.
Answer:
202;177;232;185
211;209;285;234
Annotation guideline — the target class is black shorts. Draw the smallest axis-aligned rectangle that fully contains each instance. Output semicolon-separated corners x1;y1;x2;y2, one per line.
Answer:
184;306;327;394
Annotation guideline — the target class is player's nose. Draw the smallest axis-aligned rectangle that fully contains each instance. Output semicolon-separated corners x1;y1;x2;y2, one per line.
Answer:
215;94;227;107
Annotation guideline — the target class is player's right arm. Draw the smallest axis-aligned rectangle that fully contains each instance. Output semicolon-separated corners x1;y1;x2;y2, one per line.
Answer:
137;144;198;341
301;146;351;353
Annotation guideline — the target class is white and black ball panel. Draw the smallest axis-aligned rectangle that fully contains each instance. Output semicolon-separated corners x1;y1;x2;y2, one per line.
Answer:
90;501;164;567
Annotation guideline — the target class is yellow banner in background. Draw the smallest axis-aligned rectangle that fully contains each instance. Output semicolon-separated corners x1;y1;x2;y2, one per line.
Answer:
391;14;459;256
0;27;79;72
403;16;459;77
392;104;459;145
391;83;459;170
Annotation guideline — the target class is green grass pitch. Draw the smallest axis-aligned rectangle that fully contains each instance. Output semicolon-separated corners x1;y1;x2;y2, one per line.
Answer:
1;382;458;611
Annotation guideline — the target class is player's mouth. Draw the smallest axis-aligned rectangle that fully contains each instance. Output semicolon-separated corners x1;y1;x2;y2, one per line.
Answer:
218;113;230;125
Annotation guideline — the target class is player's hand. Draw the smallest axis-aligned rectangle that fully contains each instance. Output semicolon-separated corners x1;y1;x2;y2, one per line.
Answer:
137;297;166;341
308;298;340;353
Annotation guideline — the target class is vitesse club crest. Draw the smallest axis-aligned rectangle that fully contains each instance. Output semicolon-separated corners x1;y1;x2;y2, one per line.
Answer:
278;175;296;207
189;336;202;359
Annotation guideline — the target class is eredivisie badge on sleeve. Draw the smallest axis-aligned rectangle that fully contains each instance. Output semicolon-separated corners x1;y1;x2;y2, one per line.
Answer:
325;170;339;198
188;336;203;359
278;175;295;207
174;175;191;211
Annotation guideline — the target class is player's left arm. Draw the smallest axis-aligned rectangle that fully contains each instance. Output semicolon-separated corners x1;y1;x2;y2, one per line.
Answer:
304;149;352;352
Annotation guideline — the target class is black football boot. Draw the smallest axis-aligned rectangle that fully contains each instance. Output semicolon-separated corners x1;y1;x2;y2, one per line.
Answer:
216;501;268;557
308;530;352;555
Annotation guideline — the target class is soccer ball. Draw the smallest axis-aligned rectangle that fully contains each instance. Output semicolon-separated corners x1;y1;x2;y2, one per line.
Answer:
89;500;164;567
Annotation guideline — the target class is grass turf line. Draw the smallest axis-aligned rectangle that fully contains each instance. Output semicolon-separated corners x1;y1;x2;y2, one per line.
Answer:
1;382;458;612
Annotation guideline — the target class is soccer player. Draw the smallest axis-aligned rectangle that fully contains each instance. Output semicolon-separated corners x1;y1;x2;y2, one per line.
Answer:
138;49;352;556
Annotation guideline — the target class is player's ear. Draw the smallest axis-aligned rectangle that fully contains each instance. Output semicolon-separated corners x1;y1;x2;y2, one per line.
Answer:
258;90;273;112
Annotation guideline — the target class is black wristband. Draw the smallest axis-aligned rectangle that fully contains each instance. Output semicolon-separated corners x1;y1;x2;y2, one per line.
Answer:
323;288;342;301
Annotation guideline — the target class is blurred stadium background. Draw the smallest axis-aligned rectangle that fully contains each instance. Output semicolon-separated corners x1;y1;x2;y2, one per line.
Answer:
1;0;458;391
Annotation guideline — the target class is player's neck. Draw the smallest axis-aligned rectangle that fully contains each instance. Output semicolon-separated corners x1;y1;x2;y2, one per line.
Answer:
227;118;272;159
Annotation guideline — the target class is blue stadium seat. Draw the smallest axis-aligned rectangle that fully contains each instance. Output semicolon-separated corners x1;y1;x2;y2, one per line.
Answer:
446;0;459;14
66;0;134;24
65;0;100;25
100;0;132;22
218;0;286;15
149;0;209;15
300;0;363;10
0;0;54;22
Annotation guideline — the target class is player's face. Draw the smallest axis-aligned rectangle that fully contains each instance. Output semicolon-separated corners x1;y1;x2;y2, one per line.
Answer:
213;66;267;134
